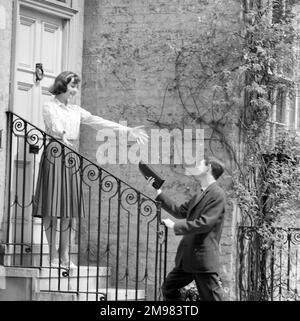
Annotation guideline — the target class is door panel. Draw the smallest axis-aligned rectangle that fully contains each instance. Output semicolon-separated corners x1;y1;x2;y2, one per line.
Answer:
18;16;37;70
15;81;34;118
14;7;64;128
41;21;62;76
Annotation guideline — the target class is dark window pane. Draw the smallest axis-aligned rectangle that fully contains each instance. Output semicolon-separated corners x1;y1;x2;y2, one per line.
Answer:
289;94;296;130
276;89;285;123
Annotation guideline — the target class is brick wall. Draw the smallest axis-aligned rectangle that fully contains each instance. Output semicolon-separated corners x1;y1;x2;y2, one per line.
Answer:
81;0;242;300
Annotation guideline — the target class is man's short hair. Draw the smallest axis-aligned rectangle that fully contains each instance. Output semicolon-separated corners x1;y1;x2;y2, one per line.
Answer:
204;156;225;180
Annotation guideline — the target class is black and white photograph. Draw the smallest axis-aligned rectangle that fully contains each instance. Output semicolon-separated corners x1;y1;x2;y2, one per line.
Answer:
0;0;300;312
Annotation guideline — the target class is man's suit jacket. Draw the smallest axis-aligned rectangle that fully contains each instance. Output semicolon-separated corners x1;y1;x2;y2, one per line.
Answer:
156;182;226;274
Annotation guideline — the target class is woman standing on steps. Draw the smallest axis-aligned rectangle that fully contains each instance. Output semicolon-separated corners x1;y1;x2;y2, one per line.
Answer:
33;71;148;269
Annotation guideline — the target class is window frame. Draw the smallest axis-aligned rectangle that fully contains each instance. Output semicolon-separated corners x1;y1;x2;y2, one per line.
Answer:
31;0;73;9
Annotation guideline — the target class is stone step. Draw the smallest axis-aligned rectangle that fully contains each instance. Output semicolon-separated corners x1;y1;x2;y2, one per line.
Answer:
34;288;145;301
3;244;82;267
38;266;111;292
0;266;145;301
85;288;145;301
33;291;78;301
4;244;78;254
0;267;40;301
0;266;5;290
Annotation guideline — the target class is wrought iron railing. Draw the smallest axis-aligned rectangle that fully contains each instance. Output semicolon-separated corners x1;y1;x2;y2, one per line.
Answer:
237;226;300;301
3;111;168;301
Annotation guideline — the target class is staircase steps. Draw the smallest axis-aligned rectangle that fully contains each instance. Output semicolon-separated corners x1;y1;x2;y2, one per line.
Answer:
34;287;145;301
3;244;79;267
1;248;146;301
38;266;110;292
78;288;145;301
33;291;77;301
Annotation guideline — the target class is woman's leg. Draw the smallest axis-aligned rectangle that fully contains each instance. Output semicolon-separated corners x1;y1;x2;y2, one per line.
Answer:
58;218;72;263
43;217;58;262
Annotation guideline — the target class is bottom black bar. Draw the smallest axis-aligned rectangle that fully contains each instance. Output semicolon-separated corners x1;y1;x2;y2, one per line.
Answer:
0;301;295;320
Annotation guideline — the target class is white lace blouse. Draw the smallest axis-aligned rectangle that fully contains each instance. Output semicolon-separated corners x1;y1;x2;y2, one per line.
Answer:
43;98;128;140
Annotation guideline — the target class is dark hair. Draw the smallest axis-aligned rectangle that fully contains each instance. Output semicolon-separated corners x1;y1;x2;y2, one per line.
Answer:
204;156;225;180
49;71;80;95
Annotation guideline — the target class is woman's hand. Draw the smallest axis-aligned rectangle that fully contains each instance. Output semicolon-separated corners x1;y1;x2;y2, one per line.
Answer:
129;126;149;145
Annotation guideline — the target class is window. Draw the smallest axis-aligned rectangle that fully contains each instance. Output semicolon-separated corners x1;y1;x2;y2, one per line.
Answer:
267;88;287;146
266;86;300;148
275;89;285;124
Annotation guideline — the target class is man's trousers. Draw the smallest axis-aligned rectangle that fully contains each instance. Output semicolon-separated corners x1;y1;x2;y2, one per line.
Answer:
162;266;224;301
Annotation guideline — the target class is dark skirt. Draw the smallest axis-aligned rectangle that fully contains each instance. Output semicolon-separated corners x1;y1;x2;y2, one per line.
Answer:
33;139;84;218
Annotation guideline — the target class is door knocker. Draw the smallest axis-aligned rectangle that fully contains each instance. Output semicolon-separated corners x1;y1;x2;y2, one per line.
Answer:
35;63;44;82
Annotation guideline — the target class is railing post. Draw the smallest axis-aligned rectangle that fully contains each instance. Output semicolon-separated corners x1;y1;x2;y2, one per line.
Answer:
3;112;13;262
163;222;168;285
76;156;84;293
20;121;28;265
135;193;141;301
96;168;102;301
115;180;121;301
154;201;166;301
270;230;275;301
5;112;13;246
287;228;291;292
154;205;159;301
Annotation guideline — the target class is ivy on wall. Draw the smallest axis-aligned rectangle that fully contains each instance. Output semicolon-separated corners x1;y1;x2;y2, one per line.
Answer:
235;0;300;231
94;0;300;230
155;0;300;232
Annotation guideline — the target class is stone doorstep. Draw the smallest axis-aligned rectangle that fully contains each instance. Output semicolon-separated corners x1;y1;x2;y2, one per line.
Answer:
34;288;145;301
96;288;145;301
0;266;5;289
33;291;78;301
37;266;111;292
3;244;81;267
39;266;111;278
76;288;145;301
1;266;145;301
2;244;99;268
1;266;40;292
3;266;40;278
0;266;40;300
4;244;79;255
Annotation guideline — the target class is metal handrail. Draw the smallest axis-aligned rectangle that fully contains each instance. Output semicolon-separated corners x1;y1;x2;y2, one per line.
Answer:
4;111;168;301
237;225;300;301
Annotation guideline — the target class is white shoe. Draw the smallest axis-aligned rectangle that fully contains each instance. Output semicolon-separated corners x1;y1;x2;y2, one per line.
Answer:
61;260;77;269
50;258;59;267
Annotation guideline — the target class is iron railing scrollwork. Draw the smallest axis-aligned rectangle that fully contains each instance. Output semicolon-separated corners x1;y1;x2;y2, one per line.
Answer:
3;111;168;301
237;225;300;301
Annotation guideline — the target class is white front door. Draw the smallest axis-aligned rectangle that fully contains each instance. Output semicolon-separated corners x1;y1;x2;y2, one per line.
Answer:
14;6;65;128
7;5;67;255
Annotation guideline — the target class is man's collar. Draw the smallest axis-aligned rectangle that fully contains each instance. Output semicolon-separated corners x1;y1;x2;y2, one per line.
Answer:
201;180;216;192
